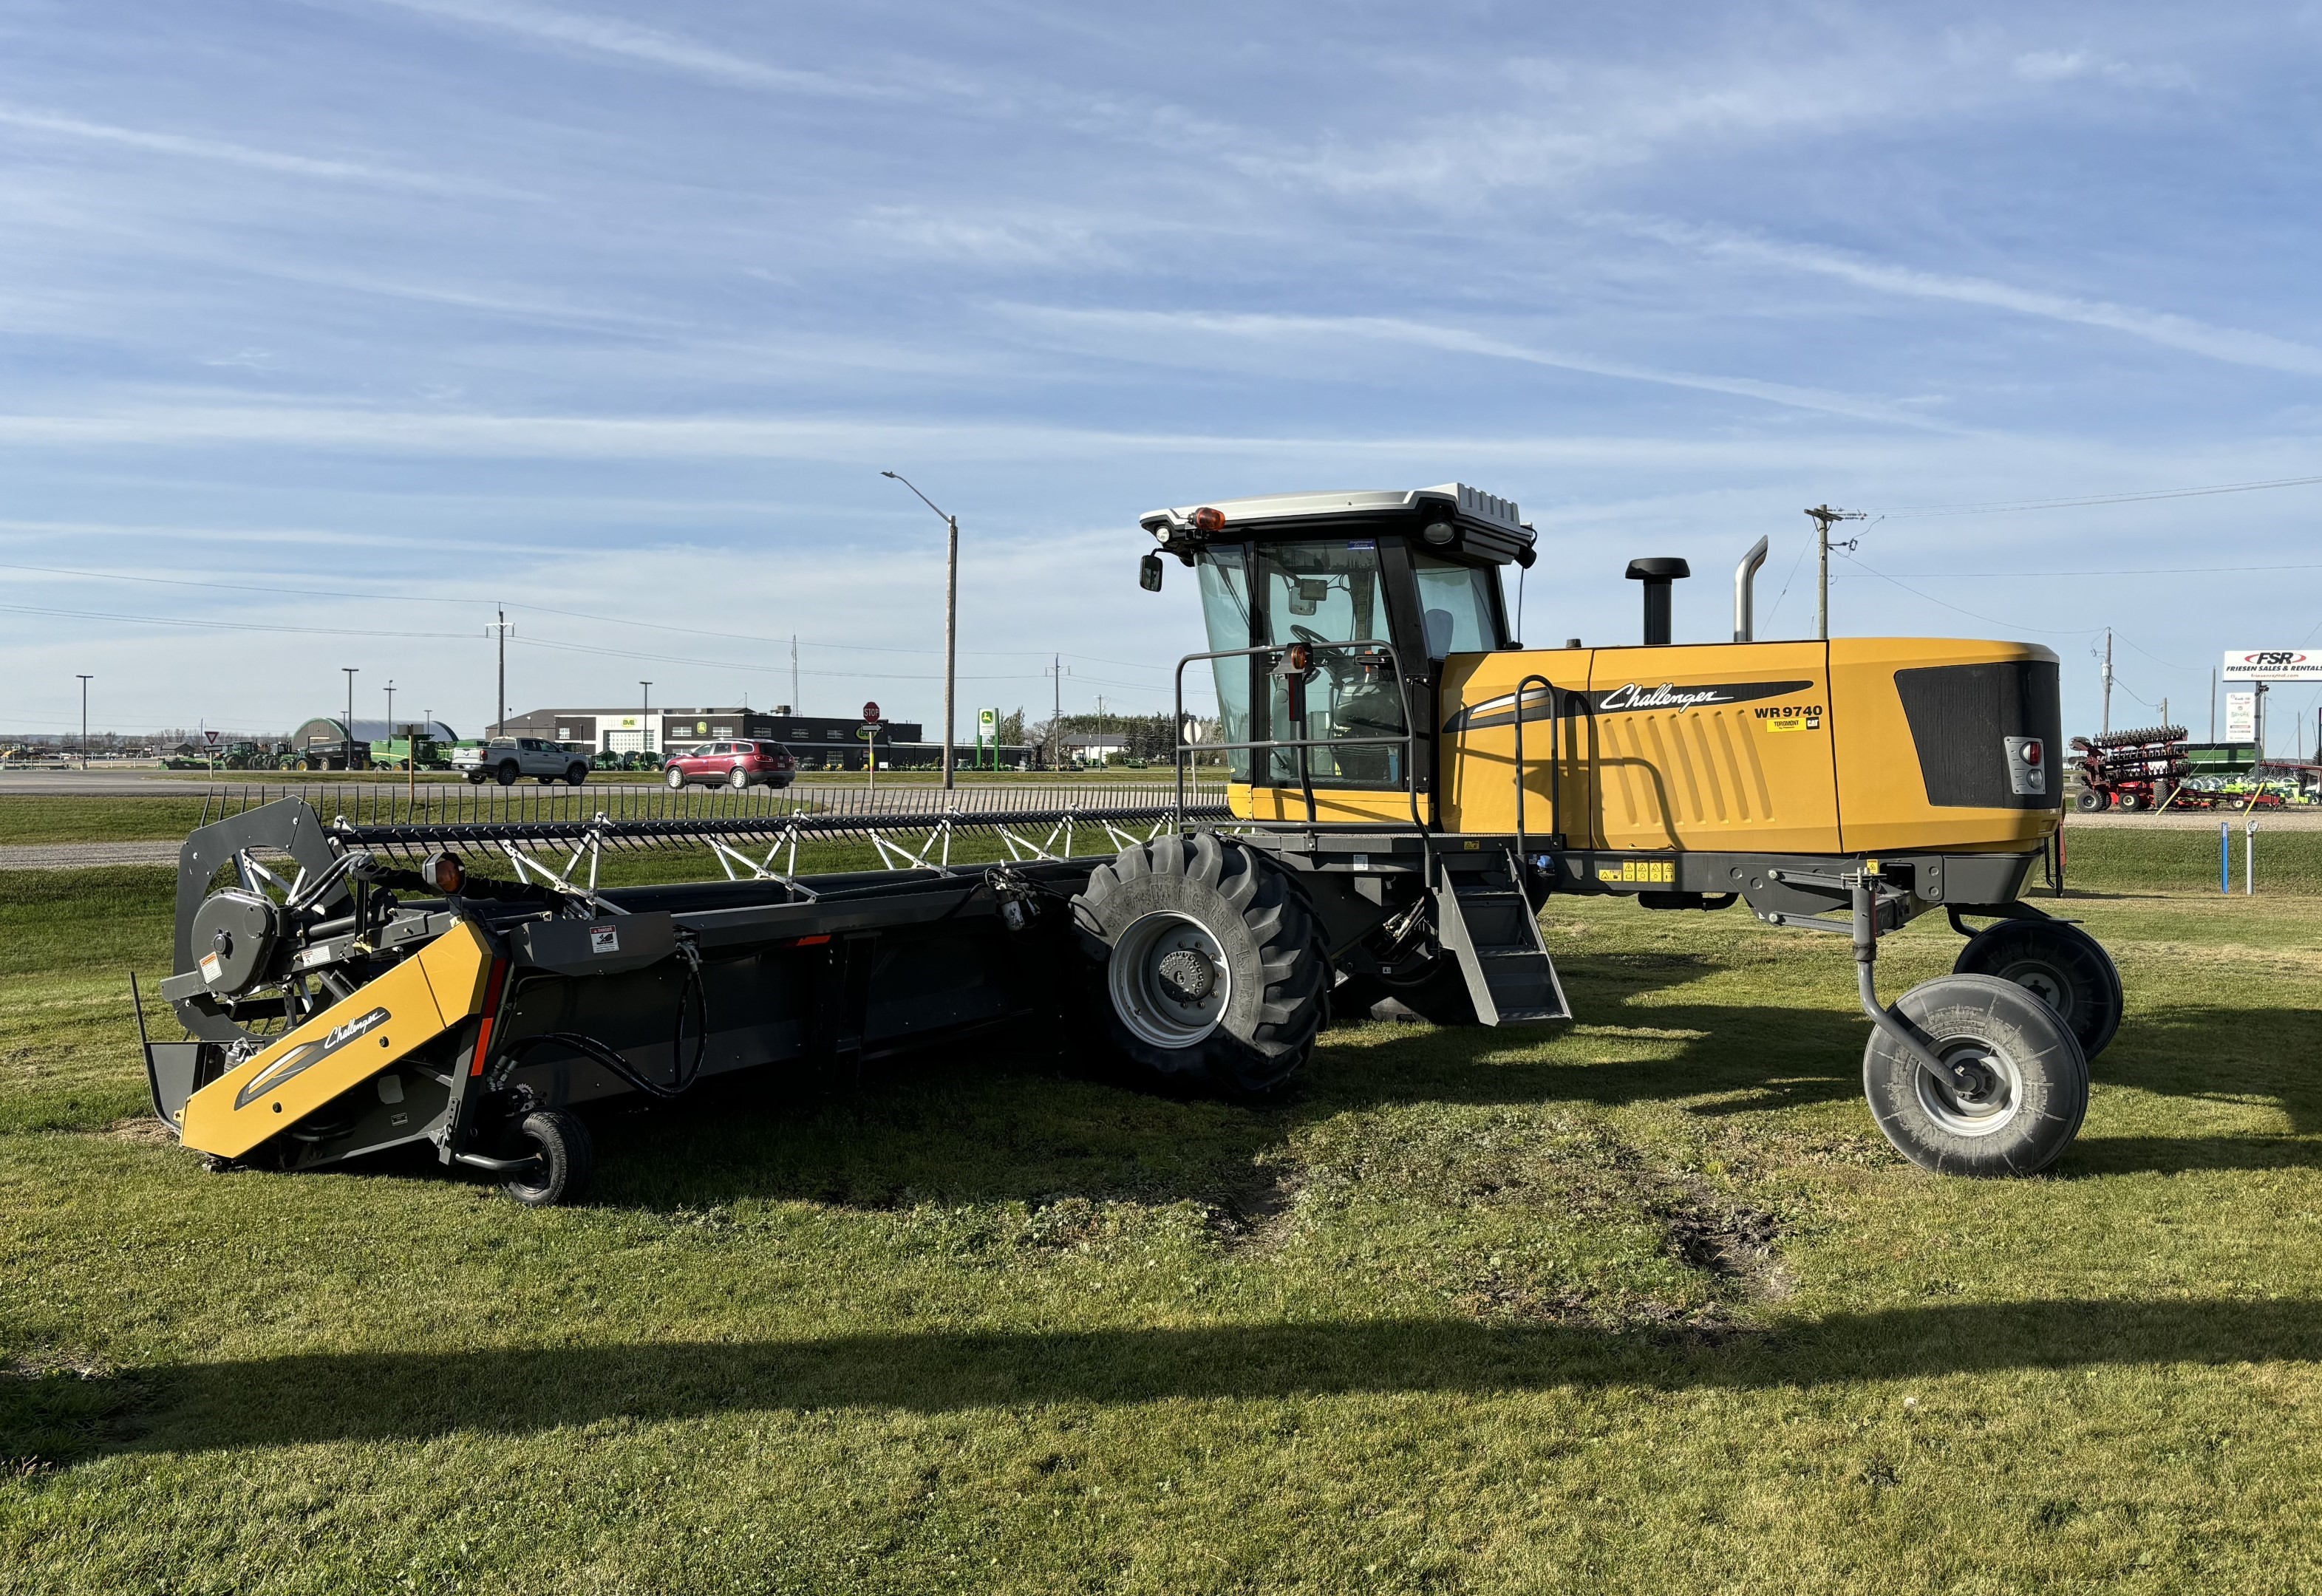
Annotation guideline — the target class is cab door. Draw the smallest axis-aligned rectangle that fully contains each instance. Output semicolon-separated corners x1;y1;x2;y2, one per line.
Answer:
1584;643;1839;855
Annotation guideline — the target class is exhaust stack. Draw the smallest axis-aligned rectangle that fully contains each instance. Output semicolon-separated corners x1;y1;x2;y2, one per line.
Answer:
1624;558;1690;646
1732;536;1769;642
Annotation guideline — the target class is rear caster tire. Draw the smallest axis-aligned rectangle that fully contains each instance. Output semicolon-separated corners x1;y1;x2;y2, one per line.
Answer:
1074;832;1324;1096
500;1109;593;1206
1954;918;2122;1061
2074;788;2105;813
1864;975;2088;1177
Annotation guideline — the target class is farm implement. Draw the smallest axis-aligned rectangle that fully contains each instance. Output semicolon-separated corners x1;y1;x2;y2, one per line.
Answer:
144;484;2119;1201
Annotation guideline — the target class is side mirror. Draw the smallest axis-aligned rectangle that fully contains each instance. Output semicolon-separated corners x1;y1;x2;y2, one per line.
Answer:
1138;552;1165;592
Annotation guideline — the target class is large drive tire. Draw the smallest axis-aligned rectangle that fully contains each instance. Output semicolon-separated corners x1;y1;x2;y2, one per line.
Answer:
1074;833;1324;1096
1863;974;2089;1177
500;1108;593;1206
495;762;519;787
1954;918;2123;1061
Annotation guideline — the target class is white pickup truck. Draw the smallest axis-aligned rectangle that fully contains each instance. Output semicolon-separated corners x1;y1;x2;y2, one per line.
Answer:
452;736;593;786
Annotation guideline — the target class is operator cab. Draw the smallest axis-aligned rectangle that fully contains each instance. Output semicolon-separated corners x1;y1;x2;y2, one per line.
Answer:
1140;484;1536;819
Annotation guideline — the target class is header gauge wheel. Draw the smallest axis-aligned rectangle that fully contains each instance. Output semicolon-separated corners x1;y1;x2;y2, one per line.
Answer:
1864;974;2088;1178
1075;833;1324;1096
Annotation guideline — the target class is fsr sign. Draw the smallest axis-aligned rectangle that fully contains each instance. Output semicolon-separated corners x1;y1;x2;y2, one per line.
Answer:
2221;650;2322;683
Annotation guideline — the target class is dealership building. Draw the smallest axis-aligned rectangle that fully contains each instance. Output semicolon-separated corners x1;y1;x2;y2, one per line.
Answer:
500;706;926;770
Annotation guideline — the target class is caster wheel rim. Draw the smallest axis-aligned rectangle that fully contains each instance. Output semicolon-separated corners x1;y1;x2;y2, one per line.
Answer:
1913;1040;2025;1138
1994;956;2071;1019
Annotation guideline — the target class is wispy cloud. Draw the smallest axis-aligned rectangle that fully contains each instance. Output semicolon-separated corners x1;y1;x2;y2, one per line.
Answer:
1003;306;1963;432
0;400;1943;466
2012;49;2192;89
1636;220;2322;378
0;105;464;190
358;0;890;98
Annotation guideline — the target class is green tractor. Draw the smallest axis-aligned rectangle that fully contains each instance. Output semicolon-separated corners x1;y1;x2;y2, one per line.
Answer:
370;732;449;772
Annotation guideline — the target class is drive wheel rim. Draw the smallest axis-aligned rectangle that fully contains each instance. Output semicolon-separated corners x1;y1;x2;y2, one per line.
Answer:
1914;1040;2025;1138
1109;911;1231;1050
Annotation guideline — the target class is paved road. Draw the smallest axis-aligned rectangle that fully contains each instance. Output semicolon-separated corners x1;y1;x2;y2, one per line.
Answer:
0;841;183;871
2068;808;2322;830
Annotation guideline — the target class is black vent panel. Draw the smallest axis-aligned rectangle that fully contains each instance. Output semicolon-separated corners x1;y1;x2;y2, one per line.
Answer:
1893;661;2062;809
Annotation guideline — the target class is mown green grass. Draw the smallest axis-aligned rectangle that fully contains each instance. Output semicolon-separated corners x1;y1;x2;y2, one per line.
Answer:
0;800;213;846
1;835;2319;1592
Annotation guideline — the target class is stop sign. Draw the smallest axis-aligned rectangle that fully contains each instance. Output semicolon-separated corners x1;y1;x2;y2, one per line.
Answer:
862;700;881;723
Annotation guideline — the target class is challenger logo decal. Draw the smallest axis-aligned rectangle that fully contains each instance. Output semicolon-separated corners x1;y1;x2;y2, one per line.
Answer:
234;1006;390;1109
1445;679;1815;733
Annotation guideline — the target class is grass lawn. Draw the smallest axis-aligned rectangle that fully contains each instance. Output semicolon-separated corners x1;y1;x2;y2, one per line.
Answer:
2;825;2320;1592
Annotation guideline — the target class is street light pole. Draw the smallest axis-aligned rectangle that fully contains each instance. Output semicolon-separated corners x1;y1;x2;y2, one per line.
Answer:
640;681;653;759
880;471;961;790
75;675;92;769
341;668;358;771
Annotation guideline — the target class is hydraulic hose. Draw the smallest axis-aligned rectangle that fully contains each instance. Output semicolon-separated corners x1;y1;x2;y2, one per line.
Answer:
494;943;710;1102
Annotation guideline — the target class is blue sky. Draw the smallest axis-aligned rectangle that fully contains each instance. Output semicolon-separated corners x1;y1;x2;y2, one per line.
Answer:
4;1;2320;746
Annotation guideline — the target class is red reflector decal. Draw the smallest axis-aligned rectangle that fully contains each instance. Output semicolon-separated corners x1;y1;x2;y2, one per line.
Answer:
467;959;510;1077
791;933;832;947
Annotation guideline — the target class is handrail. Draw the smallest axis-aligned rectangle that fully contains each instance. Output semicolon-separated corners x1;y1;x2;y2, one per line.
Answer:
1174;640;1427;831
1511;675;1560;893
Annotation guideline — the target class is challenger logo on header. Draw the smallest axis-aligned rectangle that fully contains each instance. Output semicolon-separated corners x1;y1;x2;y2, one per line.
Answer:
1446;679;1815;733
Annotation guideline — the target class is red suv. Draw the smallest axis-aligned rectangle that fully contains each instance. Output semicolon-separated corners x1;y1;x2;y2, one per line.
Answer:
663;740;797;791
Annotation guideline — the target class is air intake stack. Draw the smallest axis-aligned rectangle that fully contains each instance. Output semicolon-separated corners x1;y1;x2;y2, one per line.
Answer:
1624;558;1691;645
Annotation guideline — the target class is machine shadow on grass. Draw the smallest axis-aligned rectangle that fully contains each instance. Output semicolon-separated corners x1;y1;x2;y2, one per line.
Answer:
13;1297;2322;1466
558;969;2322;1214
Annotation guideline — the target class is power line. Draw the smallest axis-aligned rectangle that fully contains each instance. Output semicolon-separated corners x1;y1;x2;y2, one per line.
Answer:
1876;472;2322;519
1834;560;2322;578
1831;553;2104;638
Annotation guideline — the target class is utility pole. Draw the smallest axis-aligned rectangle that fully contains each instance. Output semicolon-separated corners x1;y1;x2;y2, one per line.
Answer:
791;635;800;716
2100;629;2114;734
486;609;514;736
384;680;395;748
342;667;358;771
1804;505;1865;641
879;471;961;790
75;675;92;769
1046;655;1067;768
2160;697;2168;733
640;681;653;758
2210;670;2217;740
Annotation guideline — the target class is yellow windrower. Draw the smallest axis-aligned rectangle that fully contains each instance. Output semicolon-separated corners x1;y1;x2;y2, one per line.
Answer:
1240;635;2060;856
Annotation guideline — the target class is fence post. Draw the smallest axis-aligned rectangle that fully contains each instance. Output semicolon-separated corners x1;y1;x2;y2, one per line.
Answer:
2246;819;2258;896
2221;821;2230;895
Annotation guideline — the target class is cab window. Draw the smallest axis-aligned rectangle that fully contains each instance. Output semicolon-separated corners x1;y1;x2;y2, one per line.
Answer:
1412;554;1505;656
